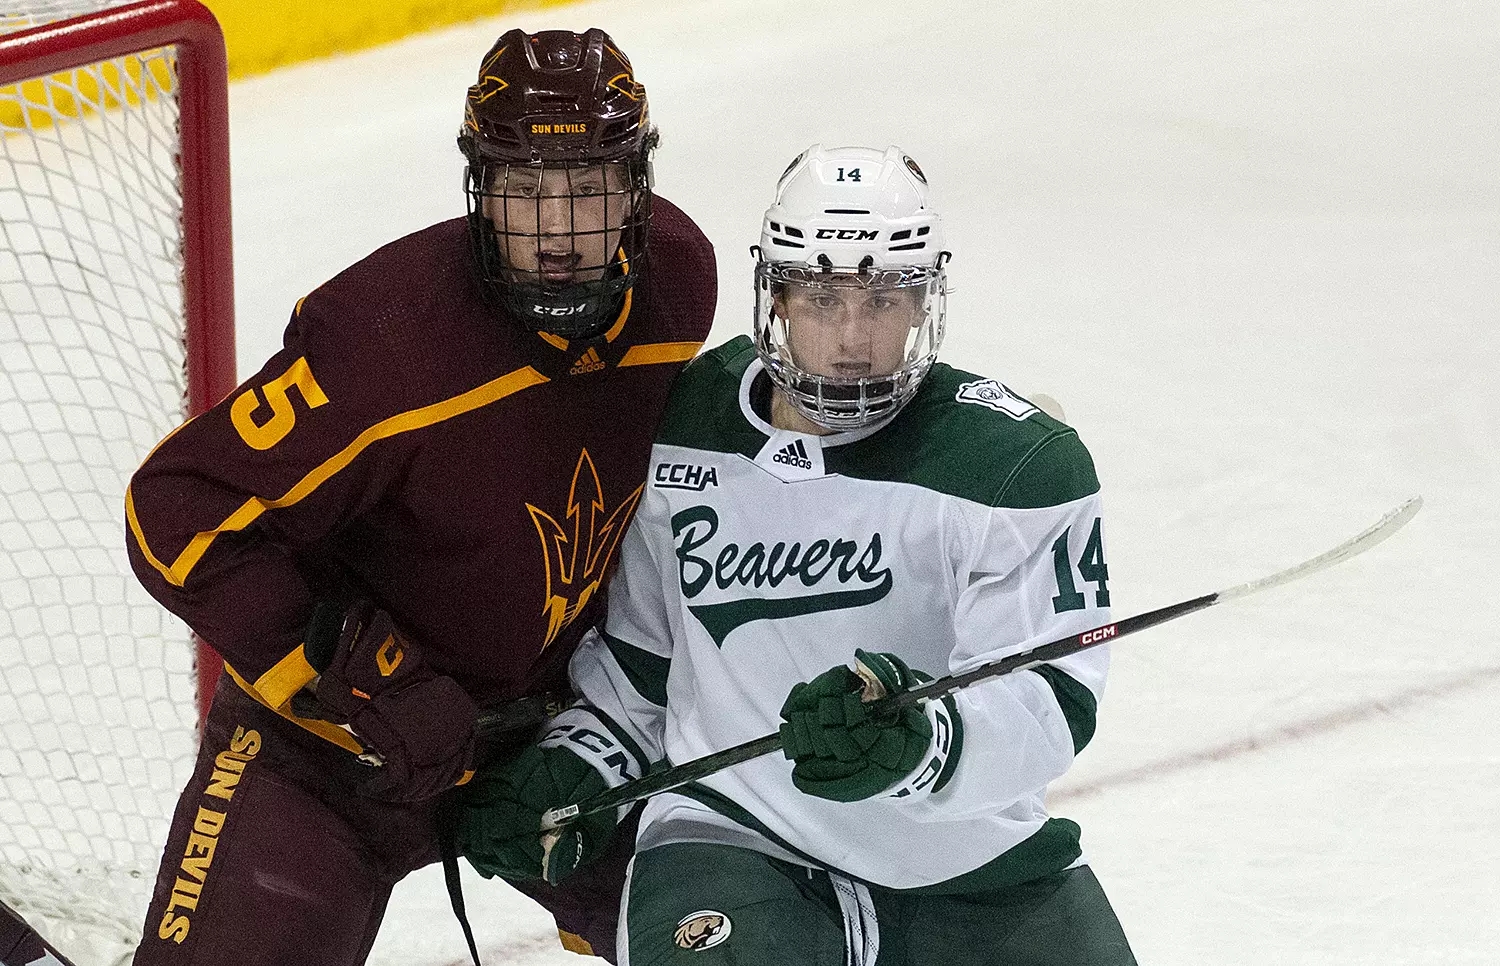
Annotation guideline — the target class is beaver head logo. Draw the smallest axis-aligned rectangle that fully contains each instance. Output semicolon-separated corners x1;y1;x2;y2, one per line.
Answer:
673;910;732;951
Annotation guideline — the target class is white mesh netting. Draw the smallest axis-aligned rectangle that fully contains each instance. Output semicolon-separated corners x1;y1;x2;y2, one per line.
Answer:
2;2;201;960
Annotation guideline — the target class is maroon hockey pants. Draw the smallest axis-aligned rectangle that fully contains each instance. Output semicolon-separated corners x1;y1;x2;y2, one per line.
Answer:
133;677;632;965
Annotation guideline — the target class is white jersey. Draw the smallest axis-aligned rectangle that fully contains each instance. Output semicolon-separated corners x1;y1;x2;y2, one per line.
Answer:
546;336;1113;892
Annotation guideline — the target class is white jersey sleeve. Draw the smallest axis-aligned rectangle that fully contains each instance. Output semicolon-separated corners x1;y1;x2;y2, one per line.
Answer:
559;496;675;783
897;479;1109;817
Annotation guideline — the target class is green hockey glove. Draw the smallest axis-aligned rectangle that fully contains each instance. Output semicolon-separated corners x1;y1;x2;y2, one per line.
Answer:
778;649;933;802
455;741;615;885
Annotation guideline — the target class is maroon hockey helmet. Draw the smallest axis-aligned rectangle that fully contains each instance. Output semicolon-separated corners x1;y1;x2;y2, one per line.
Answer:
459;28;652;164
458;29;657;339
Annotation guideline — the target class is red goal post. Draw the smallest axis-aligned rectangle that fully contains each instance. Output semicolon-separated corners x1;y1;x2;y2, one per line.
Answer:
0;0;234;720
1;0;233;950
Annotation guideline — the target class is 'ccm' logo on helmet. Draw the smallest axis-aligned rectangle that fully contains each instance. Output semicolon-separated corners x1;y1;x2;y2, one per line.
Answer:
815;228;879;241
533;303;593;316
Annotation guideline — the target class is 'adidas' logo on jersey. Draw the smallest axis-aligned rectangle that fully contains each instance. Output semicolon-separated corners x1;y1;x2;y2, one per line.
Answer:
569;347;606;375
772;439;813;469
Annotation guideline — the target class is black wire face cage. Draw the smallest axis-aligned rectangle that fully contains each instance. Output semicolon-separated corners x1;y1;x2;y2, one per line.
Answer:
753;258;948;431
465;156;653;340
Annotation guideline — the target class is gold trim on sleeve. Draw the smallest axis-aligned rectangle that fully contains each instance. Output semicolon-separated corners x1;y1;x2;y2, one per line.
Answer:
129;366;550;588
558;931;595;956
251;644;319;710
617;341;702;368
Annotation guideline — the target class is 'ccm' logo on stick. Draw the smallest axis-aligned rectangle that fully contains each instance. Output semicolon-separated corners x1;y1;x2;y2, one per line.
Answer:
1081;625;1118;645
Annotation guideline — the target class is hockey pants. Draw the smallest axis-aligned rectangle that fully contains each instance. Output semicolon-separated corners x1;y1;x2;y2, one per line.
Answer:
621;842;1137;966
132;675;634;965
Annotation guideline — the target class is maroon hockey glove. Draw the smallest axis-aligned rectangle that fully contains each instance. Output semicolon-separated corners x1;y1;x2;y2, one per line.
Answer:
303;599;477;803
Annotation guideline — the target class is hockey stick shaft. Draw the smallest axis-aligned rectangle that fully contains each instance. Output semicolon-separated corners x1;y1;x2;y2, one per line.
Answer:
475;690;572;742
539;496;1421;830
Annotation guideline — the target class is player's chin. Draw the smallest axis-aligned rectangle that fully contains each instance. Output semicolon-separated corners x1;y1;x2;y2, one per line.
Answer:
501;265;577;288
556;265;609;286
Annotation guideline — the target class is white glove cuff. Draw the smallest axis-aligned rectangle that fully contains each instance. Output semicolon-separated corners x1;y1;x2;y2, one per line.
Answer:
886;695;964;799
538;705;646;790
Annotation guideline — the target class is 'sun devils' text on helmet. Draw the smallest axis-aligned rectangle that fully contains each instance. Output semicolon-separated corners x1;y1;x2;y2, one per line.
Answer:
459;28;656;340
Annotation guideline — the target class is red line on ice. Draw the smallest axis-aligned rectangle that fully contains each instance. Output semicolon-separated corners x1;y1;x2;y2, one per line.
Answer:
1054;664;1500;803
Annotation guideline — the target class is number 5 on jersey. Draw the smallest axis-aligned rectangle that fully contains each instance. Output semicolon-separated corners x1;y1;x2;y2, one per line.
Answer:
230;356;329;450
1051;517;1109;613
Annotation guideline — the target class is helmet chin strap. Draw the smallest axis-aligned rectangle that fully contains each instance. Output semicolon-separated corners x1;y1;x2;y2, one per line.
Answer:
491;268;631;342
466;182;639;340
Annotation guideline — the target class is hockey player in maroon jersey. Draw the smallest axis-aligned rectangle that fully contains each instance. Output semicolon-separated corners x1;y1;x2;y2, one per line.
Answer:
124;28;715;965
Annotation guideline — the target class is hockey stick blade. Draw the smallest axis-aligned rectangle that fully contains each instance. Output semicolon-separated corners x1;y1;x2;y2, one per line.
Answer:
1215;495;1422;603
539;496;1422;831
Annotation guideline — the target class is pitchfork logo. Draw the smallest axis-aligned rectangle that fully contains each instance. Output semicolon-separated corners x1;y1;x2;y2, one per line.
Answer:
470;46;510;104
463;46;510;136
527;449;644;649
607;70;645;101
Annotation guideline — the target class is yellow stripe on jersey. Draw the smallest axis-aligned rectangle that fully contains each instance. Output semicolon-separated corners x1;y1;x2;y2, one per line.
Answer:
537;251;634;351
123;411;203;553
600;269;633;343
124;486;175;581
558;931;595;956
617;341;703;368
129;365;550;588
222;662;365;755
252;644;319;710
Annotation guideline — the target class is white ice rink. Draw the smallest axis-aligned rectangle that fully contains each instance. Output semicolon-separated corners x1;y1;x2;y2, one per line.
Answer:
214;0;1500;962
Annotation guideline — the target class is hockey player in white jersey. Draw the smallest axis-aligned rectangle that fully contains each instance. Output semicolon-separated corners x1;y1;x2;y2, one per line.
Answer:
458;145;1138;965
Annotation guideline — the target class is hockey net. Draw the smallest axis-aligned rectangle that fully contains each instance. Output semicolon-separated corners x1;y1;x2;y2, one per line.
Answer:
0;1;232;960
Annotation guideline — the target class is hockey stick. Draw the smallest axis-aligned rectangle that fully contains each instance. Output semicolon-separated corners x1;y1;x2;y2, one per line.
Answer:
475;689;572;742
538;496;1422;831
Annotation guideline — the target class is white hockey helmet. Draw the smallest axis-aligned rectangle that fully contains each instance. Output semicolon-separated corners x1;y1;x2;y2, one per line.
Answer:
754;144;948;430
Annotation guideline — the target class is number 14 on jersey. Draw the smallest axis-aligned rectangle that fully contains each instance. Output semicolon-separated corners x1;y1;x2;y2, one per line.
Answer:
1052;518;1109;613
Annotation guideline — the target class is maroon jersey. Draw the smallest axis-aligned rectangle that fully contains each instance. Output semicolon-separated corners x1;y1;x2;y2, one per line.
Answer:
126;197;715;749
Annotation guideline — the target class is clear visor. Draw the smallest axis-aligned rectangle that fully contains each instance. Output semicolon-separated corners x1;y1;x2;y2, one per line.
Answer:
753;260;947;430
